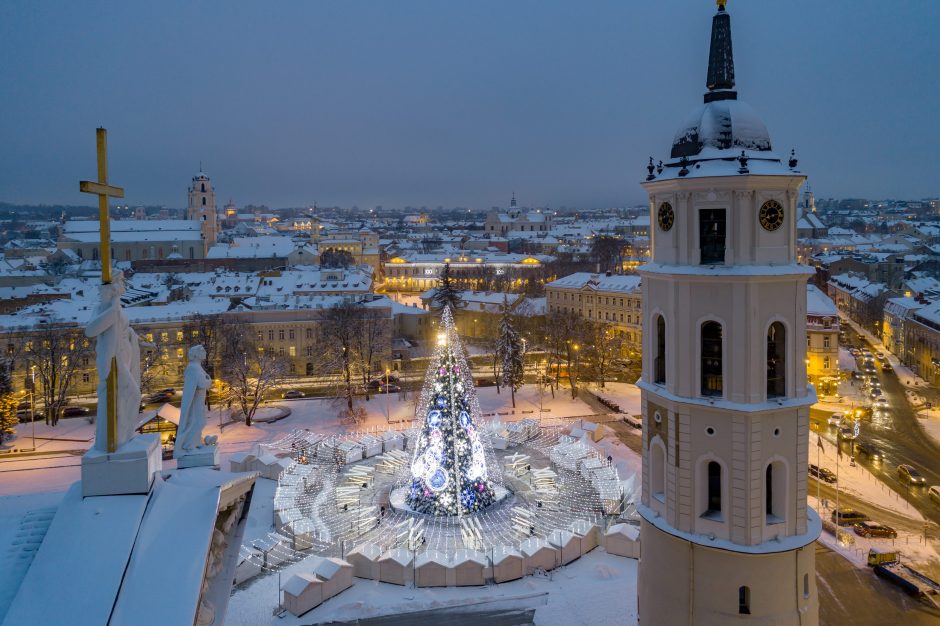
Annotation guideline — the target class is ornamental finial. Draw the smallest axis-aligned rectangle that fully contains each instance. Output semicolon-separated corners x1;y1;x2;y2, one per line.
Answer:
717;0;727;11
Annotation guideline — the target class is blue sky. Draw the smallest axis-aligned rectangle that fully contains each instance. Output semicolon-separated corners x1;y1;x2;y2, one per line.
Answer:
1;1;937;209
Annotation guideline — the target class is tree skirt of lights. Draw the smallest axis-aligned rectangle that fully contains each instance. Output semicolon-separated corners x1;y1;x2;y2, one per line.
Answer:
389;484;512;518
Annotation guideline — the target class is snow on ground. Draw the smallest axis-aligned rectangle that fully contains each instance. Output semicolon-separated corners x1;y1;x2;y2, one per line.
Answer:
590;382;642;417
226;547;637;626
915;408;940;449
809;436;923;522
810;497;938;571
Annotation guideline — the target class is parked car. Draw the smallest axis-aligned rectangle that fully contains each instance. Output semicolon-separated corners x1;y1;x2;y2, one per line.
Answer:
827;413;844;427
854;441;884;462
148;391;173;403
809;464;837;484
898;464;927;486
476;378;496;387
832;508;869;526
853;521;897;538
379;383;402;393
158;388;176;395
282;390;305;399
928;486;940;505
16;410;38;423
61;406;90;417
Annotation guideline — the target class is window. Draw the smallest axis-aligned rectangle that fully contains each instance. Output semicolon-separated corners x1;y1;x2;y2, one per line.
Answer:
699;209;726;264
823;356;831;369
803;574;810;599
306;328;313;339
701;321;723;396
706;461;722;516
766;461;786;523
289;329;295;340
268;330;274;341
82;373;90;383
176;331;184;342
823;336;831;349
257;330;263;341
654;315;666;384
306;362;314;375
289;346;296;357
738;586;750;615
279;329;285;341
202;197;206;206
767;322;786;398
650;438;666;502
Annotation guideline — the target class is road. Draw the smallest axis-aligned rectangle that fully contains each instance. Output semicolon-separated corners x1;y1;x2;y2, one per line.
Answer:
824;326;940;528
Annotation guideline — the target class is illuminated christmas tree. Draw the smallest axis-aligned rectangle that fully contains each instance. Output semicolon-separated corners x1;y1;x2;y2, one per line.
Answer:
407;306;496;515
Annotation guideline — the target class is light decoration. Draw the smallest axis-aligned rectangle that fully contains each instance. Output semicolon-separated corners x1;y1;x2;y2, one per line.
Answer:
407;306;498;515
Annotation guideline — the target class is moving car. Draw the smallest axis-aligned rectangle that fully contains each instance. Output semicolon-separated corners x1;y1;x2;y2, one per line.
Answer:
827;413;844;428
853;441;884;462
282;390;305;399
839;425;859;440
897;464;927;486
809;464;837;484
61;406;90;417
881;363;893;372
853;521;897;538
929;486;940;505
869;388;883;399
832;508;868;526
874;397;889;409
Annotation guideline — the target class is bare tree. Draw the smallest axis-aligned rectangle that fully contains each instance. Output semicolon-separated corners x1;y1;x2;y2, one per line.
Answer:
182;313;226;378
352;306;391;401
24;325;93;425
219;319;288;426
320;301;362;411
138;334;173;398
585;322;623;389
544;310;587;399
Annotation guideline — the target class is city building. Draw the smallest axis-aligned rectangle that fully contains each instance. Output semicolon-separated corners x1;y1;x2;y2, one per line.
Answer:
805;285;839;393
382;252;553;292
636;4;819;625
545;272;642;353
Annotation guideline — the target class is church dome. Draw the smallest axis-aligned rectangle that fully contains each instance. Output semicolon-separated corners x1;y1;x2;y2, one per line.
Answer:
670;99;773;159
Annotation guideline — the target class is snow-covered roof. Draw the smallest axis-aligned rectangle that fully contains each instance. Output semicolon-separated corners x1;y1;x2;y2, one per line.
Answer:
806;285;838;317
671;99;773;159
546;272;641;293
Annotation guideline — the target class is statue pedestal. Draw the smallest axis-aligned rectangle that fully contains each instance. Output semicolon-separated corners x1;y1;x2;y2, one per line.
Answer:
81;434;162;497
176;445;220;469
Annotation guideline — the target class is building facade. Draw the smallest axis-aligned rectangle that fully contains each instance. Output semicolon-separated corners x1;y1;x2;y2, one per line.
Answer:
806;285;839;392
636;5;819;625
545;272;642;353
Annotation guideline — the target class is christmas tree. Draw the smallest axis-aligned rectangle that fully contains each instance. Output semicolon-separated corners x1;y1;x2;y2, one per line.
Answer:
407;307;496;515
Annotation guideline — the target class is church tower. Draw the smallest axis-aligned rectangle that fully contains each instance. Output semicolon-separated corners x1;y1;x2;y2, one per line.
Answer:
636;3;819;625
187;169;218;249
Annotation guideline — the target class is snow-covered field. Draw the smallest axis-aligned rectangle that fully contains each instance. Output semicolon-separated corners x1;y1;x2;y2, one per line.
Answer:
916;408;940;449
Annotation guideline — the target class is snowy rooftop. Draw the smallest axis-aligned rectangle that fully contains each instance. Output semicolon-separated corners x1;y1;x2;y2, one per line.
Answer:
806;284;838;317
546;272;641;293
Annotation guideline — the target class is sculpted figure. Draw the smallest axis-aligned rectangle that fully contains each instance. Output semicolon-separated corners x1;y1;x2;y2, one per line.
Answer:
175;345;212;457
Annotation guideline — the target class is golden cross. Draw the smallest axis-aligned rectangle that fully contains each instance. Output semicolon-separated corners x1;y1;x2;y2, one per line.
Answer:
79;128;124;452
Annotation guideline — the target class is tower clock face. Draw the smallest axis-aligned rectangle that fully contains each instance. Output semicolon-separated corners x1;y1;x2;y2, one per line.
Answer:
657;202;674;232
759;200;784;231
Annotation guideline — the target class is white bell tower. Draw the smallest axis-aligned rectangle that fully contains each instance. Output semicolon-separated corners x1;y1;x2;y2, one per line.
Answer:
187;168;218;249
636;3;820;625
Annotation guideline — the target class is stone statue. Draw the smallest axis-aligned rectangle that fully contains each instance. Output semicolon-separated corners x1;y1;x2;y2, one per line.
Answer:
175;345;212;457
85;271;141;453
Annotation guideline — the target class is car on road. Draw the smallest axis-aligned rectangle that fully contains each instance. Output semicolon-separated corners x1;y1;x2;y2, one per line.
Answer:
874;397;889;409
881;363;893;372
853;441;884;462
868;378;881;388
61;406;90;417
839;425;859;440
282;390;305;399
832;508;869;526
897;464;927;486
853;521;897;539
827;413;844;427
929;486;940;505
850;371;862;381
849;348;861;357
147;391;174;404
809;464;837;484
869;388;883;399
875;352;885;360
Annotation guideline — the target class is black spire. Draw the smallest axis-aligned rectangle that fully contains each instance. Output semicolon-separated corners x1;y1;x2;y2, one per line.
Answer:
705;1;737;103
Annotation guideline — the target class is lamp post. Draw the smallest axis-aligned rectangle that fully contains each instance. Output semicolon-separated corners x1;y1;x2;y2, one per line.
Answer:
385;368;391;423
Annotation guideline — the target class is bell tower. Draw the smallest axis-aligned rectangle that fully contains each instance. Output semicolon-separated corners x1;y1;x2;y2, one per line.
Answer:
187;168;218;249
636;3;820;625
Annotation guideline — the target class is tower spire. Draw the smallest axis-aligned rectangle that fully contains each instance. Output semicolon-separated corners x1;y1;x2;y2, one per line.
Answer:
705;0;737;103
510;191;517;208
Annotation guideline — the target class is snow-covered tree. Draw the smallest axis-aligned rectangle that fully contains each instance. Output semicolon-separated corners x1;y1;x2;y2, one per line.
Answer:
431;262;465;311
407;307;496;515
0;360;17;444
496;300;525;407
219;320;289;426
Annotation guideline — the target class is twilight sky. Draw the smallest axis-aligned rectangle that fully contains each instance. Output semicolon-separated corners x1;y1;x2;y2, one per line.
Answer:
1;0;937;209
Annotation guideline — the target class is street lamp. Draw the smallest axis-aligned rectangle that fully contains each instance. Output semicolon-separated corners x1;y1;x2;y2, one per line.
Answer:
385;368;391;423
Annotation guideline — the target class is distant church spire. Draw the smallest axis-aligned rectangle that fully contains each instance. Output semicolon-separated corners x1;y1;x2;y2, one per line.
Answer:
510;192;517;208
705;0;737;103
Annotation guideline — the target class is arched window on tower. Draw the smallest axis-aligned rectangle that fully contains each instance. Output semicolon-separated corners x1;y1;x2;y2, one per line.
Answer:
706;461;722;517
654;315;666;384
201;183;206;192
701;321;723;396
650;437;666;503
202;197;206;206
738;586;751;615
766;461;786;524
767;322;786;398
